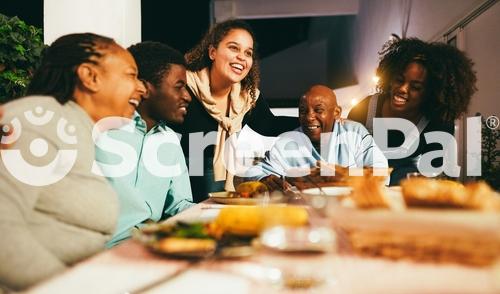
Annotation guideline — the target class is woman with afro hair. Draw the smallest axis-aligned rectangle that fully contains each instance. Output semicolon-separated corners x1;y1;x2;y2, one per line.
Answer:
348;37;477;185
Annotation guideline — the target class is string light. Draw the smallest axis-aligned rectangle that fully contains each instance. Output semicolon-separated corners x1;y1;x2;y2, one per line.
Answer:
372;76;380;84
351;99;358;106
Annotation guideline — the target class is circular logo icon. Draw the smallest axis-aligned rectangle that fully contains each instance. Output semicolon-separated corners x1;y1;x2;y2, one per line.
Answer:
1;106;78;186
486;115;499;130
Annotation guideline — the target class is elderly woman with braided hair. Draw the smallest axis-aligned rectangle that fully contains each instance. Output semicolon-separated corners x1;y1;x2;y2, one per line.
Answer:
0;33;146;290
348;38;477;185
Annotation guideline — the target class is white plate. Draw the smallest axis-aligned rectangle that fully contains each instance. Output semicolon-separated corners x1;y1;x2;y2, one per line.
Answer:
300;186;352;197
208;191;283;205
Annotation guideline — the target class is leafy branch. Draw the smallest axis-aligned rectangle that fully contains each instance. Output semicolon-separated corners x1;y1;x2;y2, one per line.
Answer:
0;13;46;103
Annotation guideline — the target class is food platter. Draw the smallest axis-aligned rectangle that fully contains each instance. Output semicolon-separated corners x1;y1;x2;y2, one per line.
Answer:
325;178;500;266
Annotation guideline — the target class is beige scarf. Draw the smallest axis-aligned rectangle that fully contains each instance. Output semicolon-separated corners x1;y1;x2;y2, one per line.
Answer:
186;68;260;191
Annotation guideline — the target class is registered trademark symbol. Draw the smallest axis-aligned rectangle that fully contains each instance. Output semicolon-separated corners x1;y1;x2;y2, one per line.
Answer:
485;115;499;130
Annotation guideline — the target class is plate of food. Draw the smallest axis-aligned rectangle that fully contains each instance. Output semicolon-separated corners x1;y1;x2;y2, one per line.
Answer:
135;221;257;259
209;181;284;205
134;222;217;258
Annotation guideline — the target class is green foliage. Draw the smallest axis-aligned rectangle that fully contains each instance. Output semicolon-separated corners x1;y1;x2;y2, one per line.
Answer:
481;116;500;189
0;13;46;103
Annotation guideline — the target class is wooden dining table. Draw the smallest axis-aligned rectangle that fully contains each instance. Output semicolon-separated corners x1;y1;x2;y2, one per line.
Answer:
26;200;500;294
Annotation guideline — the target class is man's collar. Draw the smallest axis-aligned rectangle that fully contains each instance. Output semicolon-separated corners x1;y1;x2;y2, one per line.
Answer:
133;111;148;133
133;112;173;135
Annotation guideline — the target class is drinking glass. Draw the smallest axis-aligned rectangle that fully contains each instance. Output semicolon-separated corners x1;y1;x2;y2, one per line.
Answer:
257;225;338;290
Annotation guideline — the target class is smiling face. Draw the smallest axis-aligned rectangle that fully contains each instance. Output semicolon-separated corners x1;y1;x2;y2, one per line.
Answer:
143;64;191;125
388;61;427;117
299;85;341;144
208;28;254;86
90;45;146;120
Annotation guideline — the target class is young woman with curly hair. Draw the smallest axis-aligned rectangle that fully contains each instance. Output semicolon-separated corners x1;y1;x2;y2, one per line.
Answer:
348;38;477;185
171;19;298;202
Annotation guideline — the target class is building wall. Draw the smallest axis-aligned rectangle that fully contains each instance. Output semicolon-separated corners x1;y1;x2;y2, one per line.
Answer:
44;0;141;48
462;1;500;118
214;0;358;21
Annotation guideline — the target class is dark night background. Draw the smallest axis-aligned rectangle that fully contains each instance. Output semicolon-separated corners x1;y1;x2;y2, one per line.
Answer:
0;1;310;60
1;0;356;105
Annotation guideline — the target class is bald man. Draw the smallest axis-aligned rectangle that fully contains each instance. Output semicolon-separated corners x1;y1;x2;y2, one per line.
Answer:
299;85;341;150
241;85;388;190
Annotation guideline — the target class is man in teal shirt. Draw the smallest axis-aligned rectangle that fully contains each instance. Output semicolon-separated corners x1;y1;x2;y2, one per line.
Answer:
95;42;194;246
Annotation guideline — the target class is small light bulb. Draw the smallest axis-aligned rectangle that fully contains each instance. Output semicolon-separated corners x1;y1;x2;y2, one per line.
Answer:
372;76;380;84
351;99;358;106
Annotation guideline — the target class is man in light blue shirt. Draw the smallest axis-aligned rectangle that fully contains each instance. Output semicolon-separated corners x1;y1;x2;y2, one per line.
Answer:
242;85;388;189
95;42;194;246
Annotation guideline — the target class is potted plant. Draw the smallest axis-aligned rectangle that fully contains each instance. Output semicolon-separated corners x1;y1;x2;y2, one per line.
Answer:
0;13;46;103
481;115;500;189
